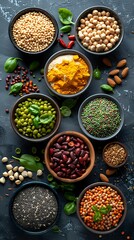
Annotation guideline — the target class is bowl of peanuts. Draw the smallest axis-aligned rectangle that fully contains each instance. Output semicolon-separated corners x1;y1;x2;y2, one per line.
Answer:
102;141;128;168
77;182;127;234
8;8;58;55
75;6;124;55
44;131;95;183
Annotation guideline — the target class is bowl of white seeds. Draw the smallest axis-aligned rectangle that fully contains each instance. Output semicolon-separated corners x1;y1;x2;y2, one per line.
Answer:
75;6;124;55
8;8;58;55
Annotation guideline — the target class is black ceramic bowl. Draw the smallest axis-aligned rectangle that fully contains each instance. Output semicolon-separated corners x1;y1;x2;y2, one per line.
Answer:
77;182;127;235
10;93;61;142
8;7;58;55
44;49;93;98
9;181;60;234
78;93;124;141
75;6;124;55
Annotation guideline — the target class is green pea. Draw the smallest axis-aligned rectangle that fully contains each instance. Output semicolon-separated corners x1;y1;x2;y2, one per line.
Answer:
93;68;101;79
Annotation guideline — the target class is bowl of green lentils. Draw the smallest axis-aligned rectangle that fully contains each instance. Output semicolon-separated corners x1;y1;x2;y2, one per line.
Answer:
10;93;61;142
78;93;124;141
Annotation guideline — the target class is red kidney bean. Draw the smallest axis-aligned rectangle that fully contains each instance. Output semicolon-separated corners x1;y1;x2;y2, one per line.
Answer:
70;151;75;160
73;159;78;165
61;145;68;150
54;166;61;172
74;142;81;147
57;136;64;143
53;162;58;168
66;169;71;175
60;163;65;168
66;136;70;142
76;163;80;168
68;146;75;151
75;148;81;156
61;168;67;172
57;171;64;177
62;154;68;162
77;137;84;144
66;158;72;165
53;149;60;153
62;150;70;155
70;174;77;179
53;151;62;158
75;169;83;176
80;149;85;157
62;141;68;145
82;153;89;161
59;159;64;164
54;143;61;149
49;148;54;155
49;162;54;168
68;164;75;169
53;157;60;162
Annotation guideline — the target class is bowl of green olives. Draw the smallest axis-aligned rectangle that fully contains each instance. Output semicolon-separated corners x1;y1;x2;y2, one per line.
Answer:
10;93;61;142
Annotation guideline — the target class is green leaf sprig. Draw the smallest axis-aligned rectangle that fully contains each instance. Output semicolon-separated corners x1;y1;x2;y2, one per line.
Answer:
92;205;112;222
4;57;22;73
60;98;78;117
9;82;23;94
12;154;44;172
58;8;74;33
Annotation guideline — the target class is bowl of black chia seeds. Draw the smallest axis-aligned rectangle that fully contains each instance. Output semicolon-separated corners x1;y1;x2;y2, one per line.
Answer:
9;181;60;234
78;93;124;141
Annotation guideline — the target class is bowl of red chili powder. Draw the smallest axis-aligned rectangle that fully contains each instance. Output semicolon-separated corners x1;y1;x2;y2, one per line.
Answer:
78;93;124;141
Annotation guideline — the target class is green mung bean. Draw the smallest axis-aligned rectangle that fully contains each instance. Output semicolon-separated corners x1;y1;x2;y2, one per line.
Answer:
81;98;121;138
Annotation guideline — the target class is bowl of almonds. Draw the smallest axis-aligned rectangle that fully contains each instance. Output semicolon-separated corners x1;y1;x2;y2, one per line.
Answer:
75;6;124;55
102;141;128;168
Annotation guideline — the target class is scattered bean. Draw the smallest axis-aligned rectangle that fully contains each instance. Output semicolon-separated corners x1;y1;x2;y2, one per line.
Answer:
1;157;8;163
6;164;13;170
0;177;6;184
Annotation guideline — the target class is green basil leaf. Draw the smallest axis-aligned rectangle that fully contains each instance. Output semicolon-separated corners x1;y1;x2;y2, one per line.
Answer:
29;60;40;71
4;57;22;73
60;106;71;117
92;205;99;212
62;98;78;109
33;116;40;127
9;82;23;94
36;162;44;170
29;104;40;115
94;211;102;222
60;25;71;33
40;113;54;124
58;8;74;25
99;206;108;214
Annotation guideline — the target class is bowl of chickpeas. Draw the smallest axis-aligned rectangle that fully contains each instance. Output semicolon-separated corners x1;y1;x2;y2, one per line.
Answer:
8;7;58;55
77;182;127;234
75;6;124;55
10;93;61;142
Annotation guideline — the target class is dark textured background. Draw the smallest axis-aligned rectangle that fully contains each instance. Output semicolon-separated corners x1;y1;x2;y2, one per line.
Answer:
0;0;134;239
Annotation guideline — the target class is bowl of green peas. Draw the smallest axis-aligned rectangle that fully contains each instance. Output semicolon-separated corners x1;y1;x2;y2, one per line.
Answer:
10;93;61;142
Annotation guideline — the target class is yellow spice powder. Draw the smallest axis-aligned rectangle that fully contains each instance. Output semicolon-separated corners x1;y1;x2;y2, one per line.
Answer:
47;55;90;95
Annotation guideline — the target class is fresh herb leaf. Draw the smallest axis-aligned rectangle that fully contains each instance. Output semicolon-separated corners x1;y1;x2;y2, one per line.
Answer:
4;57;22;73
58;8;74;25
60;25;71;33
60;106;71;117
52;225;61;233
62;98;77;109
93;68;101;79
29;104;40;115
33;115;40;127
92;205;99;212
92;205;112;222
9;82;23;94
40;113;54;124
29;60;40;71
94;211;102;222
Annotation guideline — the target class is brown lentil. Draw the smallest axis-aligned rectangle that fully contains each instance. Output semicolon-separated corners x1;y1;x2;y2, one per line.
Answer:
79;185;124;231
77;9;121;52
103;143;127;166
13;12;55;52
12;185;58;231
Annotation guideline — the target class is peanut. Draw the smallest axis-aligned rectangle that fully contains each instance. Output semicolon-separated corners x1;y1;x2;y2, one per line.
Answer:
102;57;112;67
114;75;122;84
106;169;117;176
100;173;109;182
108;69;120;76
121;67;129;78
116;59;127;68
107;78;116;87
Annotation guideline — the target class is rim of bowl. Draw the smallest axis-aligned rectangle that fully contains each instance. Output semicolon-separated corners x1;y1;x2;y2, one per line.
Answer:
9;181;60;234
44;131;95;183
102;141;128;168
8;7;59;55
10;93;61;142
44;49;93;98
78;93;124;141
77;181;127;234
74;5;124;55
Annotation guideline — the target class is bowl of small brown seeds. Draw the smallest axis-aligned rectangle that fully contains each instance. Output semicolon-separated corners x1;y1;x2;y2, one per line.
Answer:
102;141;128;168
8;8;58;55
75;6;124;55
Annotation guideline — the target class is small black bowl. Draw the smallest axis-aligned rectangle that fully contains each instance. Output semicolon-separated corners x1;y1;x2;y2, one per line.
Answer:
75;6;124;55
8;7;58;55
9;181;60;234
78;93;124;141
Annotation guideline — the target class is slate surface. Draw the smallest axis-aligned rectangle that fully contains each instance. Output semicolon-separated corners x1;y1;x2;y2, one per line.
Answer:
0;0;134;240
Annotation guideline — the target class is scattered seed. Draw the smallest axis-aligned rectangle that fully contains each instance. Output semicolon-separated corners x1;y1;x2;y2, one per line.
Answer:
1;157;8;163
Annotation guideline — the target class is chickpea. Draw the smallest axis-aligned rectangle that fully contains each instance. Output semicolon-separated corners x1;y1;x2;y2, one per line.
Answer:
1;157;8;163
8;170;13;176
18;166;25;172
92;10;99;15
80;18;85;24
6;164;13;171
14;172;19;179
87;13;92;19
9;175;15;181
107;42;113;49
0;177;6;184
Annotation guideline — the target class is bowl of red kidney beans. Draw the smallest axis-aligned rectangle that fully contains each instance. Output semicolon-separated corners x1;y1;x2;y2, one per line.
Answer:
44;131;95;183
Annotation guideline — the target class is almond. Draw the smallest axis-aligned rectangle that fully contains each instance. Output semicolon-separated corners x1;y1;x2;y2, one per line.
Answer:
108;69;120;76
116;59;127;68
114;75;122;84
106;169;117;176
102;57;112;67
100;173;109;182
107;78;116;87
121;67;129;78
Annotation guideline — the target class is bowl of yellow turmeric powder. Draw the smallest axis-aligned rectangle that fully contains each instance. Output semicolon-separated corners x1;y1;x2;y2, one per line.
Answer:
44;49;93;98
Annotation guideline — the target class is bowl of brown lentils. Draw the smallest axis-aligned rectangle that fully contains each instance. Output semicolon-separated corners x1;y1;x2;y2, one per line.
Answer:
10;93;61;142
9;181;60;234
77;182;127;234
8;8;58;54
78;93;124;141
44;131;95;183
102;141;128;168
75;6;124;55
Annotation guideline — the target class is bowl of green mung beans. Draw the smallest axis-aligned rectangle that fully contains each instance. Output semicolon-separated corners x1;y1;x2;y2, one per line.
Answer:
10;93;61;142
78;93;124;141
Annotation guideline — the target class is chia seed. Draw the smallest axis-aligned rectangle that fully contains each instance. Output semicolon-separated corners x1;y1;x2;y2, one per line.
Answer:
12;185;58;231
81;97;121;138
